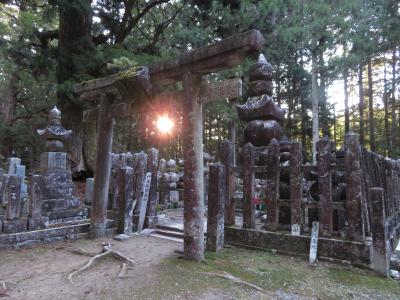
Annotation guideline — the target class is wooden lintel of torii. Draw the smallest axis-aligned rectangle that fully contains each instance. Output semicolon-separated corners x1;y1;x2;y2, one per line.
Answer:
82;78;242;122
74;29;263;100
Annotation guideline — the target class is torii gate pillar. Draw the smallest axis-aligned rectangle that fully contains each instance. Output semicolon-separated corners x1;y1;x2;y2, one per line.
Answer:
182;72;204;261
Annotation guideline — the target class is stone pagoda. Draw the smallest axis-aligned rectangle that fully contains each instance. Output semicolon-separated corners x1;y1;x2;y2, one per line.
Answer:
37;107;87;223
237;54;285;146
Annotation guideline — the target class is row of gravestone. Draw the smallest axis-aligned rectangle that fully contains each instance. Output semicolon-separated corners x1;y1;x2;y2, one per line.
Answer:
84;153;215;212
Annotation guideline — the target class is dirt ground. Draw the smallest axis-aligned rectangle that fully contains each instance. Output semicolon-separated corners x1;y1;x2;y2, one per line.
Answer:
0;235;399;300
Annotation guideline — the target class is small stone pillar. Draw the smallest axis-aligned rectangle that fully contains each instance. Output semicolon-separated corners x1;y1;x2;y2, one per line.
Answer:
242;143;255;229
219;140;235;226
207;163;226;252
116;166;135;235
317;138;333;236
27;174;48;230
369;187;389;277
265;139;280;231
344;132;365;241
85;178;94;205
145;148;159;228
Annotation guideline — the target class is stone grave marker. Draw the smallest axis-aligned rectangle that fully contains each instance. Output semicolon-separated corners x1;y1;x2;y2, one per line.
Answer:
309;221;319;264
137;172;152;232
291;224;300;236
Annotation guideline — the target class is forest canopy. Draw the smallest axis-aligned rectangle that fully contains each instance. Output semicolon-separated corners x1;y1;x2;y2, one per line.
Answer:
0;0;399;171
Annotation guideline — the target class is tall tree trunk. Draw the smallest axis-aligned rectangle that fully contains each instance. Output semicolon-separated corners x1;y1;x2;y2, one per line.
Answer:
343;67;350;133
0;72;18;127
319;52;329;137
383;63;390;156
311;51;319;164
358;64;365;146
390;49;397;157
57;0;96;171
367;58;375;152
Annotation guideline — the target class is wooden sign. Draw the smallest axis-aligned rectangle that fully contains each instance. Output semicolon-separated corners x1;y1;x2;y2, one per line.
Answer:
137;172;152;232
309;221;319;264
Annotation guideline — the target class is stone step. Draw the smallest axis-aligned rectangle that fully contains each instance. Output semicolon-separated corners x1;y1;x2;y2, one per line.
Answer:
154;228;184;240
156;225;183;233
150;233;183;243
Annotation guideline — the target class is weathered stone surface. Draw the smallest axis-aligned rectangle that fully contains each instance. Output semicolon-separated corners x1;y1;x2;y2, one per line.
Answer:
145;148;159;228
132;152;148;227
290;142;302;232
6;175;22;220
2;218;27;233
84;178;94;205
265;139;280;231
237;95;285;123
224;227;371;266
0;174;9;205
369;188;389;277
182;72;204;262
207;163;226;252
116;166;135;235
37;107;72;152
40;152;67;170
137;172;152;232
27;217;49;231
219;140;235;226
345;132;365;241
91;95;114;238
244;119;283;147
28;174;43;219
242;143;255;229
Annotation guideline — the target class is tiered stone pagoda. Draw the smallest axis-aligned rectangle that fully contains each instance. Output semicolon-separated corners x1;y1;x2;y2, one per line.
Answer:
37;107;87;223
237;54;285;146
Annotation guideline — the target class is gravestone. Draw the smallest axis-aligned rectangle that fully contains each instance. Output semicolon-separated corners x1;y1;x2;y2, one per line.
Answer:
36;107;87;223
137;172;152;232
2;175;27;233
116;167;136;236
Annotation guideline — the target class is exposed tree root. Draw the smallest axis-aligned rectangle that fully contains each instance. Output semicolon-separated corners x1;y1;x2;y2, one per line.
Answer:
67;243;136;283
200;271;264;292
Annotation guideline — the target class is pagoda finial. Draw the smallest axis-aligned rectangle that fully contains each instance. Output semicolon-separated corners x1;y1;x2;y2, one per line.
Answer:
49;106;61;125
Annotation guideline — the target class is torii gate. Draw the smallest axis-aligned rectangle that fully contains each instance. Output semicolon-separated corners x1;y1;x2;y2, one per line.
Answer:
75;29;265;261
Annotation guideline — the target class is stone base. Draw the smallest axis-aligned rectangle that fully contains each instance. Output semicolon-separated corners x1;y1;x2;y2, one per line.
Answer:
40;152;66;170
2;218;28;233
170;190;179;203
28;217;49;230
41;197;81;214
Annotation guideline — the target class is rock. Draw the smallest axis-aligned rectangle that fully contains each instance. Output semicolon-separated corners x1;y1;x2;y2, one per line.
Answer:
114;233;131;241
